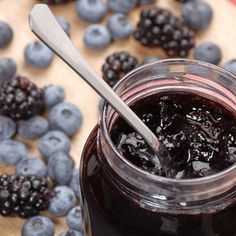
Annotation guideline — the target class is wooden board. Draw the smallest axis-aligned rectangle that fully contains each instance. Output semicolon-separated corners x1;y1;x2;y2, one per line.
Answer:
0;0;236;235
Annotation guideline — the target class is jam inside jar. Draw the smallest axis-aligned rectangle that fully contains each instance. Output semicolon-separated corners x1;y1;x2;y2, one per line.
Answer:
80;60;236;236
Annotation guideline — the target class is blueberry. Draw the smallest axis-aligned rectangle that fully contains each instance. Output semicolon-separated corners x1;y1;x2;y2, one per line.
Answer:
142;56;160;65
49;103;83;136
66;206;83;231
0;20;13;48
223;60;236;76
18;116;49;140
24;41;54;68
0;139;27;166
70;169;81;198
108;0;138;14
194;42;222;65
138;0;156;4
76;0;107;23
84;24;111;51
60;229;84;236
49;186;77;217
43;85;66;108
107;14;133;40
182;0;213;31
57;17;71;37
48;151;75;185
0;115;16;140
22;216;55;236
16;157;47;177
38;130;70;160
0;58;17;83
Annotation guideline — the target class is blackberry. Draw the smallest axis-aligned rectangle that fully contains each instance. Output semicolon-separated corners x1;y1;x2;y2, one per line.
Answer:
0;75;44;120
0;174;52;218
102;51;138;87
39;0;74;4
133;8;195;57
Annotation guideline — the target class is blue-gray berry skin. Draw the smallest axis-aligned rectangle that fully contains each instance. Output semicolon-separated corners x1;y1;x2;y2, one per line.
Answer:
22;216;55;236
182;0;213;31
24;41;54;68
48;152;75;185
84;24;111;51
18;116;49;140
223;60;236;76
194;42;222;65
142;56;160;65
38;130;70;160
108;0;138;14
0;20;13;48
76;0;107;23
70;169;81;198
43;85;66;108
107;14;133;40
138;0;156;4
16;157;47;177
0;139;27;166
49;186;77;217
60;229;84;236
49;103;83;136
0;58;17;83
57;17;71;37
66;206;83;231
0;116;16;140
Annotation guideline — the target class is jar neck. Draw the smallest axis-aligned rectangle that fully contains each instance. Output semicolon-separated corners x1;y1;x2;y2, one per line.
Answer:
98;59;236;213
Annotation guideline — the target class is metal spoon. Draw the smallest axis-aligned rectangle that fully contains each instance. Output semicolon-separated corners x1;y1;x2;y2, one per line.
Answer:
29;4;170;168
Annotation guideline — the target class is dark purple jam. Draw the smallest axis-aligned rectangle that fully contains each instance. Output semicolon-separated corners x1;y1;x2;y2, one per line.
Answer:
111;93;236;179
80;92;236;236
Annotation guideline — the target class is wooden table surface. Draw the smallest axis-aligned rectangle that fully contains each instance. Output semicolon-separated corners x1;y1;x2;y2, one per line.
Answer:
0;0;236;235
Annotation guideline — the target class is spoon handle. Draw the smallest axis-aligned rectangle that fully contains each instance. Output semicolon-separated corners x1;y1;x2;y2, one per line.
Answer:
29;4;163;157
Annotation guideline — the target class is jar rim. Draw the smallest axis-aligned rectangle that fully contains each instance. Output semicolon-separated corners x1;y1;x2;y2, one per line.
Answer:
101;58;236;186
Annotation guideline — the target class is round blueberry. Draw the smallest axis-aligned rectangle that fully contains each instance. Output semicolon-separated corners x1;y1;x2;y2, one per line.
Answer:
138;0;156;4
43;85;66;108
16;157;47;177
223;60;236;76
38;130;70;160
0;20;13;48
49;186;77;217
60;229;84;236
24;41;54;68
0;139;27;166
142;56;160;65
108;0;138;14
49;103;83;136
0;58;17;83
76;0;107;23
84;24;111;51
107;14;133;40
194;42;222;65
0;115;16;140
48;151;75;185
57;17;71;37
22;216;55;236
182;0;213;31
18;116;49;140
66;206;83;231
70;169;81;198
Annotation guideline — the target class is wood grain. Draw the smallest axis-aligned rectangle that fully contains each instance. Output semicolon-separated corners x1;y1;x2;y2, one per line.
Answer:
0;0;235;235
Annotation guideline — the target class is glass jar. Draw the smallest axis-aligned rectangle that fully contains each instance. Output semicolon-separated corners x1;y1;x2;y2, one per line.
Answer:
80;59;236;236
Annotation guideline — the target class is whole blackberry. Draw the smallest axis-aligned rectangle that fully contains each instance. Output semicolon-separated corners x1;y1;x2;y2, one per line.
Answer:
0;75;44;120
102;51;138;87
39;0;74;4
133;8;195;57
0;174;52;218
